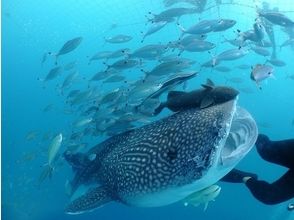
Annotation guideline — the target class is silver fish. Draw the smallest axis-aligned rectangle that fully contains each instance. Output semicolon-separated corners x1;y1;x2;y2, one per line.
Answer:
141;21;167;43
179;20;215;35
108;48;131;59
69;90;93;105
48;133;63;166
105;59;139;71
90;71;113;81
42;66;62;81
179;40;215;55
182;185;221;210
61;71;78;91
251;46;270;56
104;34;132;44
235;64;251;70
144;60;191;79
259;12;294;27
149;7;197;23
213;48;249;66
163;0;203;7
255;40;272;48
100;89;122;105
103;75;125;83
88;51;112;64
64;61;77;71
146;71;197;100
250;64;274;88
253;20;265;43
104;121;135;136
67;89;80;99
67;143;88;153
179;34;207;47
73;118;93;128
211;19;236;32
267;58;286;67
280;38;294;50
127;81;162;105
41;53;48;66
42;104;54;112
53;37;83;64
214;66;231;72
238;20;265;45
222;37;245;47
226;77;244;84
129;44;167;60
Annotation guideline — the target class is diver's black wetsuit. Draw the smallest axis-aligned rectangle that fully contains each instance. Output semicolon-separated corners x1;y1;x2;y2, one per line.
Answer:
222;134;294;205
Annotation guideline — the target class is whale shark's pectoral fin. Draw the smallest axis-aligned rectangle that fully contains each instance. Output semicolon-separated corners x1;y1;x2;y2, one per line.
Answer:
65;186;113;215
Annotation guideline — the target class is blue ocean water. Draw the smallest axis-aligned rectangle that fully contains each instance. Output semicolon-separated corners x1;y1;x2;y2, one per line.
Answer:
2;0;294;219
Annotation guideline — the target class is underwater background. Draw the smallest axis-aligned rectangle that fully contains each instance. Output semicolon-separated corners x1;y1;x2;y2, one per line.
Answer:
2;0;294;219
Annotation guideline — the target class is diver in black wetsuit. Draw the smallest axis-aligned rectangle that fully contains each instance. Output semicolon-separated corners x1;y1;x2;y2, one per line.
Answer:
222;134;294;210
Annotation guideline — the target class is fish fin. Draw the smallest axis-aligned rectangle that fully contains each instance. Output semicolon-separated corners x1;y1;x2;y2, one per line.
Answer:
207;51;217;67
200;96;214;109
269;73;276;80
176;22;186;39
206;78;215;87
203;202;209;211
201;84;213;90
182;81;188;90
178;50;183;56
167;91;186;100
153;102;166;116
255;81;262;90
37;164;54;187
192;203;200;207
65;180;72;196
55;55;59;65
65;186;112;215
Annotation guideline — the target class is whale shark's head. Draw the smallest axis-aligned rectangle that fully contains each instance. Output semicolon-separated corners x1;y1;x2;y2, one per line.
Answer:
201;101;258;187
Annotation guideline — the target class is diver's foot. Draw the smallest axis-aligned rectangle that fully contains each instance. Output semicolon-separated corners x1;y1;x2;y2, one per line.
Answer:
221;169;258;183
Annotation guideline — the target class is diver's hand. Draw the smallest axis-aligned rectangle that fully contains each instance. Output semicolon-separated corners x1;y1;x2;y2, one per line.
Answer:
288;203;294;211
242;176;252;183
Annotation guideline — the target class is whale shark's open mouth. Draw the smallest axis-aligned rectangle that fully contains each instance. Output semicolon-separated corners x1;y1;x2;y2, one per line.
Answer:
220;106;258;167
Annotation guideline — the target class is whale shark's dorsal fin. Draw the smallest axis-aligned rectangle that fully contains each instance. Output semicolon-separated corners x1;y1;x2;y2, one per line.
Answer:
65;186;112;215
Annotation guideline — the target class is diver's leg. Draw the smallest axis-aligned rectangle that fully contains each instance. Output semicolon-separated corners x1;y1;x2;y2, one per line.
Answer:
244;169;294;205
256;134;294;169
221;169;258;183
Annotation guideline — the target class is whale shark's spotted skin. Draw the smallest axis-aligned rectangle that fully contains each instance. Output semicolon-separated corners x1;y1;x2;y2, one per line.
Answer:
66;100;236;214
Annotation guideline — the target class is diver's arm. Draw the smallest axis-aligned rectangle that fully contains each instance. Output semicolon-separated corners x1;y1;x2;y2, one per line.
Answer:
244;170;294;205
